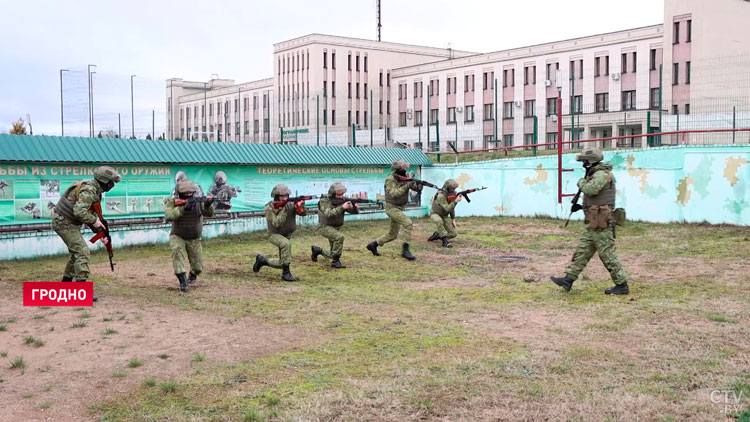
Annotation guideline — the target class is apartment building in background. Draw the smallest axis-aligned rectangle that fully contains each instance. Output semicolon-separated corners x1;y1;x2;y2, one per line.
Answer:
167;0;750;149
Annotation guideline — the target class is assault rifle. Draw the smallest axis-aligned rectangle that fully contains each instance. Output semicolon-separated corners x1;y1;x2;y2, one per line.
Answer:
563;165;595;227
329;197;382;207
272;195;315;210
447;186;487;203
89;202;115;271
394;174;438;189
175;195;214;211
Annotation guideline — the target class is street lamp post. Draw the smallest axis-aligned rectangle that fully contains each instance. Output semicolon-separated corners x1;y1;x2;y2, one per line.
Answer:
91;71;97;136
87;64;96;137
130;75;136;138
59;69;68;136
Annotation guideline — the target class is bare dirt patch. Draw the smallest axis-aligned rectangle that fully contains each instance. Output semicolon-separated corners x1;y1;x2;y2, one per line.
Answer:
0;293;316;422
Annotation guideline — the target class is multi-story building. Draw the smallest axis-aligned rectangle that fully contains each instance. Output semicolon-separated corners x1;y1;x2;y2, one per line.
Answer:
168;0;750;149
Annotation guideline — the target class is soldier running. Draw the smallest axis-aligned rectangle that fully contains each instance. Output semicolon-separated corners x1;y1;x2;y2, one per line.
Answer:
427;179;462;248
164;180;215;292
551;148;630;295
253;184;308;281
51;166;122;301
366;159;423;260
311;182;359;269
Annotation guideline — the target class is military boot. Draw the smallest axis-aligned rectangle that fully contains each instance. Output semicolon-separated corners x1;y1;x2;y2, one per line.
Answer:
188;272;198;285
253;254;268;273
331;255;346;269
428;232;440;242
366;241;381;256
281;265;297;282
550;276;574;292
311;246;323;262
441;237;453;248
605;283;630;295
62;276;73;282
77;280;97;302
177;273;189;292
401;243;416;261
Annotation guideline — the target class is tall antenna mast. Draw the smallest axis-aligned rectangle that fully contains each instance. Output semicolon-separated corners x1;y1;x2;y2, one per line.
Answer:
377;0;382;41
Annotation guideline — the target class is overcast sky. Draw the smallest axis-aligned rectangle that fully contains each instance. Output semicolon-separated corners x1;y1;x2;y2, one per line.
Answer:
0;0;663;137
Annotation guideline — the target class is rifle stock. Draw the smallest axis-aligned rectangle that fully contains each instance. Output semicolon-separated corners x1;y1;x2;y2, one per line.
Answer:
174;195;213;207
272;195;315;209
447;186;487;203
394;174;438;189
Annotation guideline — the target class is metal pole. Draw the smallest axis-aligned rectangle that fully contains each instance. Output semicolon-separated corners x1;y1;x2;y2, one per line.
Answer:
324;94;328;146
91;71;96;137
130;75;136;138
118;113;121;138
427;84;431;148
87;65;95;137
316;94;320;146
733;106;736;144
370;90;373;147
152;110;155;140
570;66;575;146
352;124;356;147
494;78;498;147
59;69;68;136
436;118;440;163
658;64;663;146
532;115;538;156
647;111;651;147
557;92;563;204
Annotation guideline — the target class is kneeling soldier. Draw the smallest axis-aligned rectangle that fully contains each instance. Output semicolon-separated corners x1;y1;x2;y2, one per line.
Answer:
551;148;629;295
52;166;122;301
311;183;359;268
366;159;423;260
165;180;215;292
253;184;307;281
428;179;462;248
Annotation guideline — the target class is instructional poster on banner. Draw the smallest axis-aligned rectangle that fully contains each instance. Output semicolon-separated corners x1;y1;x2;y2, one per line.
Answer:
0;163;407;226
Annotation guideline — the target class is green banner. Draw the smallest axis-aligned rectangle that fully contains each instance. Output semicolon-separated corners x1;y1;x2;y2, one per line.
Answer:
0;163;406;226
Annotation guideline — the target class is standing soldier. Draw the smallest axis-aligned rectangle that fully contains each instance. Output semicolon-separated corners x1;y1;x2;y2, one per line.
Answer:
551;148;630;295
253;184;307;281
427;179;462;248
52;166;122;301
311;183;359;268
366;159;423;260
164;180;214;292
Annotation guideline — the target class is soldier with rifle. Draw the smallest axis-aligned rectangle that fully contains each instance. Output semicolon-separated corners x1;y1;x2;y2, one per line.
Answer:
311;183;362;269
51;166;122;301
551;148;630;295
164;180;215;292
427;181;486;247
366;159;436;260
253;184;309;281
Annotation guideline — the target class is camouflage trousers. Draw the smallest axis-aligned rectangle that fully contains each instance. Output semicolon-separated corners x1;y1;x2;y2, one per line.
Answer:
429;213;457;239
376;204;413;246
51;216;90;281
318;225;344;258
565;227;628;285
268;233;292;268
170;235;203;275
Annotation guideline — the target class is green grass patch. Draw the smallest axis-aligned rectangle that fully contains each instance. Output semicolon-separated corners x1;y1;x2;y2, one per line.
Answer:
70;321;88;328
23;336;45;348
9;356;25;369
127;358;144;368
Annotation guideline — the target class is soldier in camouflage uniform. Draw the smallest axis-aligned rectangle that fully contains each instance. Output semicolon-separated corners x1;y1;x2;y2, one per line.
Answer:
52;166;122;301
366;159;423;260
164;180;215;292
551;148;629;295
311;183;359;269
253;184;308;281
427;179;462;248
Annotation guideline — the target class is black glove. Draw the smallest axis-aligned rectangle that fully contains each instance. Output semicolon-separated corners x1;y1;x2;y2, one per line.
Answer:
571;203;583;213
205;196;214;205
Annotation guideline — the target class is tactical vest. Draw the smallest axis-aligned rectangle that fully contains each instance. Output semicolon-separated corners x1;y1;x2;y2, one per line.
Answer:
170;207;203;240
430;190;450;217
384;174;409;206
54;180;100;225
582;168;616;208
318;199;345;228
266;202;297;237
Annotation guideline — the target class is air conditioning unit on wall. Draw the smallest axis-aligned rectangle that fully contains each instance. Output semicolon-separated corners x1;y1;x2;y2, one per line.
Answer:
544;80;552;87
456;106;463;112
514;101;522;108
611;73;620;81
